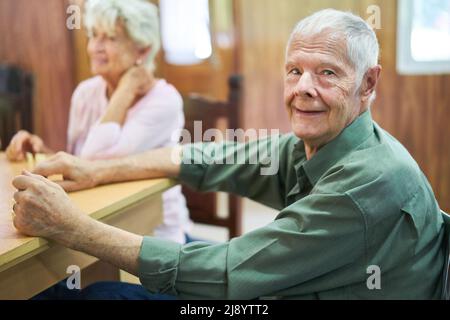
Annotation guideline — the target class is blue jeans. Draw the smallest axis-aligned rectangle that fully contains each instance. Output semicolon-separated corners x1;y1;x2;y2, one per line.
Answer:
32;234;206;300
32;281;176;300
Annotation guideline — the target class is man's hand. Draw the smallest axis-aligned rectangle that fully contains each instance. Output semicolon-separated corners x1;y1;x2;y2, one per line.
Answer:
33;147;181;194
11;170;144;275
6;130;45;162
33;152;99;192
12;171;87;242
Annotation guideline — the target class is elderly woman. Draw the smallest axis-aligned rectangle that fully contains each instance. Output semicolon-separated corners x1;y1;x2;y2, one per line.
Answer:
6;0;191;244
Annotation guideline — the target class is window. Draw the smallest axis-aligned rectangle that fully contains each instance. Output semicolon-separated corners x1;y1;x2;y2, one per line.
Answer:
397;0;450;74
160;0;212;65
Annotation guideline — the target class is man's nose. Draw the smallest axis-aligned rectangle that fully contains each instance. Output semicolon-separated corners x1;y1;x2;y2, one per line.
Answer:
294;72;318;99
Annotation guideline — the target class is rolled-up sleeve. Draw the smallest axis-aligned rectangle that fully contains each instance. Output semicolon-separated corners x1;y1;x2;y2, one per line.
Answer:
138;192;366;299
138;237;182;295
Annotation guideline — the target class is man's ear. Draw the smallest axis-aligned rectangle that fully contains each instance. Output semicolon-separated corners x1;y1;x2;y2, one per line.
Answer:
360;65;382;104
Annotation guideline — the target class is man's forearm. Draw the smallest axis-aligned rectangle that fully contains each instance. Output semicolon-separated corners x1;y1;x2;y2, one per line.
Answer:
57;215;144;275
93;146;183;186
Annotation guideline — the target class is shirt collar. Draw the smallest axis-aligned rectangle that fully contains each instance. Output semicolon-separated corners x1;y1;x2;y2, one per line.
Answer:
292;110;375;187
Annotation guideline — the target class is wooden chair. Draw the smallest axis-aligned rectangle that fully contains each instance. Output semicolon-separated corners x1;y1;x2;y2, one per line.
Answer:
182;75;243;239
0;65;33;150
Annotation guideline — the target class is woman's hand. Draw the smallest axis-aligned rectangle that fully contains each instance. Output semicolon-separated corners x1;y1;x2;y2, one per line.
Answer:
116;66;155;98
100;66;155;125
6;130;45;162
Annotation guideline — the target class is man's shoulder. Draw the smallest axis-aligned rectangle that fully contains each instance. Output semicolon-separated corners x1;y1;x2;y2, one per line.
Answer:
316;128;430;210
278;133;300;149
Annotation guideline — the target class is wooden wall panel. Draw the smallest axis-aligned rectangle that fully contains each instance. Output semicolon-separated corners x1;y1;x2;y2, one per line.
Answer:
71;0;91;85
156;0;236;101
0;0;76;151
235;0;450;211
158;47;234;101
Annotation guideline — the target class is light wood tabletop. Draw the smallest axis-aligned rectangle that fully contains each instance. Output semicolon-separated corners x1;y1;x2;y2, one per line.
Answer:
0;152;175;299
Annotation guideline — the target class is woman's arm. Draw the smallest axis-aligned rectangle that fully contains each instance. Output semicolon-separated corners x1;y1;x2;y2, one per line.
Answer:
80;79;183;160
100;66;155;126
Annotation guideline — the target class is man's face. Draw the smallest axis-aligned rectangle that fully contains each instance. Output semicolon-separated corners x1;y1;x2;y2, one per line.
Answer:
284;32;363;147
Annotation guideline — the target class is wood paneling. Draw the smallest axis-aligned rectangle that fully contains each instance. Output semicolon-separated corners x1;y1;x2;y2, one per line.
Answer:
156;0;236;101
71;0;91;84
0;0;76;151
235;0;450;211
158;47;234;101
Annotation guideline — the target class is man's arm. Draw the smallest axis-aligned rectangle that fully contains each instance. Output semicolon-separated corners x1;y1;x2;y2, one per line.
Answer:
33;146;182;192
35;134;294;209
95;146;182;183
12;172;144;275
12;171;367;299
63;217;144;276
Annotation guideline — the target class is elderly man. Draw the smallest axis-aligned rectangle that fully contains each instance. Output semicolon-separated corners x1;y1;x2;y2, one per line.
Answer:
12;9;445;299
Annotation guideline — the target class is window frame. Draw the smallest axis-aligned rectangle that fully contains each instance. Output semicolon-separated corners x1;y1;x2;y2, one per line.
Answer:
396;0;450;75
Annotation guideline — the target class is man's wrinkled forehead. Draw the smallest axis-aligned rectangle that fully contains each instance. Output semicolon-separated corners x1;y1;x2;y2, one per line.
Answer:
286;30;352;66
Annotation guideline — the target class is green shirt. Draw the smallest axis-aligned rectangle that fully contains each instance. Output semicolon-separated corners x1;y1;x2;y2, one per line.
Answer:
138;110;445;299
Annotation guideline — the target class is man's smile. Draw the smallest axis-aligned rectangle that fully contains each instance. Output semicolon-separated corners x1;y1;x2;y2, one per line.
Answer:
292;107;327;117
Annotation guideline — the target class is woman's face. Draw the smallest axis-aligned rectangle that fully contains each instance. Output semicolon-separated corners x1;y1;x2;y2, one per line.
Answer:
87;22;142;83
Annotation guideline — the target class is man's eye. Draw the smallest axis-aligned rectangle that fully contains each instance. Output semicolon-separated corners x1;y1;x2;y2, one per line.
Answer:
322;70;335;76
289;69;301;75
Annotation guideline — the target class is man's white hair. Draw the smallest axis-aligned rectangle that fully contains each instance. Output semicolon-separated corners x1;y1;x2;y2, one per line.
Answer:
84;0;161;71
288;9;380;105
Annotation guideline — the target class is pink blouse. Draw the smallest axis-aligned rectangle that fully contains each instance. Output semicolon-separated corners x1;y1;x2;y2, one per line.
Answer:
67;76;192;244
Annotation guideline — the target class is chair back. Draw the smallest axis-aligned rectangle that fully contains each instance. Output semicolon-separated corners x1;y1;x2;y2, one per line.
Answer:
0;65;33;150
182;75;243;239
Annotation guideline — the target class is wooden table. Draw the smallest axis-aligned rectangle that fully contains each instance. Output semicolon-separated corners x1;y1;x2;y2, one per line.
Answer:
0;153;174;299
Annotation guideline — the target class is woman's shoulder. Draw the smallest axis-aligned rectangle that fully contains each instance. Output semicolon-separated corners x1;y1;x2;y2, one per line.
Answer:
142;79;183;108
75;76;105;92
72;76;106;108
72;76;106;105
148;79;182;103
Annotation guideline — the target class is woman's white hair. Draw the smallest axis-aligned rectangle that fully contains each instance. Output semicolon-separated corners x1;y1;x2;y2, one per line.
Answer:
288;9;380;105
84;0;161;71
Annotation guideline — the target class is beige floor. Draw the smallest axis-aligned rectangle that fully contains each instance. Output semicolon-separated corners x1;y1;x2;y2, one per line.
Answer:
190;198;279;242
